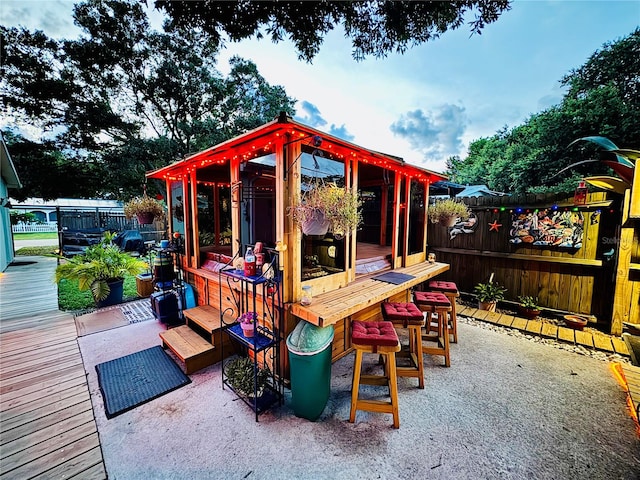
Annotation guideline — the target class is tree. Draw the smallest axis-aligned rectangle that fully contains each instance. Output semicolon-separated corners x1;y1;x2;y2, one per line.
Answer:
154;0;511;62
1;0;296;199
448;29;639;195
3;130;108;201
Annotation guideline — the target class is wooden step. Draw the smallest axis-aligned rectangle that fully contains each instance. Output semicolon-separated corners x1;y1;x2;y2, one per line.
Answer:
183;305;234;364
160;325;216;374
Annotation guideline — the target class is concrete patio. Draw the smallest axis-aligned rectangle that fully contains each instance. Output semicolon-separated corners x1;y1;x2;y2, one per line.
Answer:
1;256;639;479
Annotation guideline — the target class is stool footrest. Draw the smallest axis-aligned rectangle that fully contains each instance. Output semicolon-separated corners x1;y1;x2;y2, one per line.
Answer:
360;375;390;387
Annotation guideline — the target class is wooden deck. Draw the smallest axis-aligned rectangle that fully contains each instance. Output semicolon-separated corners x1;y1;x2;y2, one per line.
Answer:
0;256;106;479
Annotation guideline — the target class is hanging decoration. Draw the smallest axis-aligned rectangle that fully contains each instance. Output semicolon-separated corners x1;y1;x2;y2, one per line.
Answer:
488;219;502;232
509;208;583;249
573;180;588;205
449;213;478;240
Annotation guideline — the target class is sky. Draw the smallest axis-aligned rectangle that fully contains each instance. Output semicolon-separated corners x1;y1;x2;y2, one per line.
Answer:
1;0;639;173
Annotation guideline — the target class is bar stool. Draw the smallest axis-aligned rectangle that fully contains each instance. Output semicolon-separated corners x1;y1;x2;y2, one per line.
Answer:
414;291;452;367
428;280;460;343
381;302;426;389
350;320;402;428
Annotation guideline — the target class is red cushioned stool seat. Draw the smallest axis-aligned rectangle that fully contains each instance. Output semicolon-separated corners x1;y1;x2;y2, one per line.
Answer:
381;302;424;326
381;302;426;389
427;281;460;344
414;291;451;309
428;280;458;294
352;320;400;348
350;320;401;428
413;291;452;367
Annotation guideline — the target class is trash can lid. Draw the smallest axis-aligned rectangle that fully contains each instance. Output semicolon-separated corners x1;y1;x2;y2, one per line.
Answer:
287;321;334;355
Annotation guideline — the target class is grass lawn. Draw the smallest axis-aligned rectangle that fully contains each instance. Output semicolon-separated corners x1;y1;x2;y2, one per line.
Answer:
58;275;139;311
13;232;58;240
16;246;59;256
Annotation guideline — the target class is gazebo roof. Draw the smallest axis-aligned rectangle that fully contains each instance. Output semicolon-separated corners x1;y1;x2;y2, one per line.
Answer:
146;114;447;183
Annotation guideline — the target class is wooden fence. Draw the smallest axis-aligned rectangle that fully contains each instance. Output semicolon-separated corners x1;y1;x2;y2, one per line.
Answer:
57;209;166;244
427;191;626;331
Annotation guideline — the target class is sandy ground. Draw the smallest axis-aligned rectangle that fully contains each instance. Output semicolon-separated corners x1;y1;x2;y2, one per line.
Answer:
77;317;640;480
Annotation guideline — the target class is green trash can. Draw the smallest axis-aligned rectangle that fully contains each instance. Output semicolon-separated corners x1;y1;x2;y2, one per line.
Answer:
286;321;335;421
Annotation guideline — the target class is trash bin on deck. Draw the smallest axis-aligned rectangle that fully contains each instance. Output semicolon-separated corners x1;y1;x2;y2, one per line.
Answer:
286;321;334;421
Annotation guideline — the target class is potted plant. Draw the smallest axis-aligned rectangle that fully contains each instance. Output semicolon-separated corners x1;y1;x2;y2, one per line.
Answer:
428;198;471;227
238;311;256;337
474;275;507;312
288;183;362;237
124;195;165;225
224;357;270;398
55;232;148;307
518;296;541;320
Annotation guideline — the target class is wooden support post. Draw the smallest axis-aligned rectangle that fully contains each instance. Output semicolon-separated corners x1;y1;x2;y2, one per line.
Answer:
189;170;199;268
611;189;633;335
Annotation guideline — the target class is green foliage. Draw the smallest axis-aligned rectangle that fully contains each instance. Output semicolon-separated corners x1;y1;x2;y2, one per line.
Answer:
288;183;362;236
155;1;511;62
55;232;147;303
474;280;507;303
427;199;470;224
224;357;270;398
448;29;640;195
1;0;296;200
518;296;539;309
58;275;138;311
9;210;40;225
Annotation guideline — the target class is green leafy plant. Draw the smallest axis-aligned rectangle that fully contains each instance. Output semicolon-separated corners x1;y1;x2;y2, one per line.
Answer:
55;232;148;303
428;199;471;224
124;195;165;220
474;280;507;303
288;183;362;237
518;295;540;309
224;357;270;398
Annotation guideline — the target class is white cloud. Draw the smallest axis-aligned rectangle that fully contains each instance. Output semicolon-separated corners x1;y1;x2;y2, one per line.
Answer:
294;101;327;128
390;105;467;162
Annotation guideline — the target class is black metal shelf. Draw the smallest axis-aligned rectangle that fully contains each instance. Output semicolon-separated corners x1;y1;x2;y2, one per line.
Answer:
219;246;284;421
221;378;282;414
224;323;277;352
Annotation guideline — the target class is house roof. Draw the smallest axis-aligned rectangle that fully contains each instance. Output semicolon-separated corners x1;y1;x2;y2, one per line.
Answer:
455;184;507;197
146;114;447;184
10;198;123;210
0;133;22;189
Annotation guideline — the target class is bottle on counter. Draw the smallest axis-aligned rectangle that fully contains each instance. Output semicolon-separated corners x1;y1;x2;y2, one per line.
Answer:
244;246;256;277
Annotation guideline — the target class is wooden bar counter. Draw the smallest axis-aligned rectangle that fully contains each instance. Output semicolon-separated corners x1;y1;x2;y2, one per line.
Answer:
290;262;450;328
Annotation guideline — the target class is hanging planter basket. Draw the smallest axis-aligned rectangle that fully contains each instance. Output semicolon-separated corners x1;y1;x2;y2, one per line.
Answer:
439;215;458;227
301;211;330;236
136;212;155;225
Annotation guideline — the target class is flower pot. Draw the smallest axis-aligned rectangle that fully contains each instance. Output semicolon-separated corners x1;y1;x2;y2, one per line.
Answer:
518;306;540;320
302;212;330;236
564;314;588;331
240;322;255;337
478;300;496;312
439;216;458;227
96;278;124;307
136;212;155;225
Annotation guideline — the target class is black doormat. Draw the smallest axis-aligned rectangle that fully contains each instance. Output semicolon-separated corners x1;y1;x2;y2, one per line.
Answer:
372;272;415;285
96;346;191;418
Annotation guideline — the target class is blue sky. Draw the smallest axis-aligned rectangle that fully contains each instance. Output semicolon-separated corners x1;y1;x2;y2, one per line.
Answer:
2;0;639;173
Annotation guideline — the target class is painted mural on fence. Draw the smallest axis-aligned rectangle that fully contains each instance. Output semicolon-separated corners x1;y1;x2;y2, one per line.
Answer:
509;209;583;249
449;212;478;240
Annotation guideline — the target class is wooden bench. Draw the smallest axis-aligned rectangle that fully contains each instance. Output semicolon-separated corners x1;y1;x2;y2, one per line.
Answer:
160;325;216;374
183;305;234;363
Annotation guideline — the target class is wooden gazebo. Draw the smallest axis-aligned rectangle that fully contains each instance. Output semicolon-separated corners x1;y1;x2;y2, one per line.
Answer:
147;113;449;364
